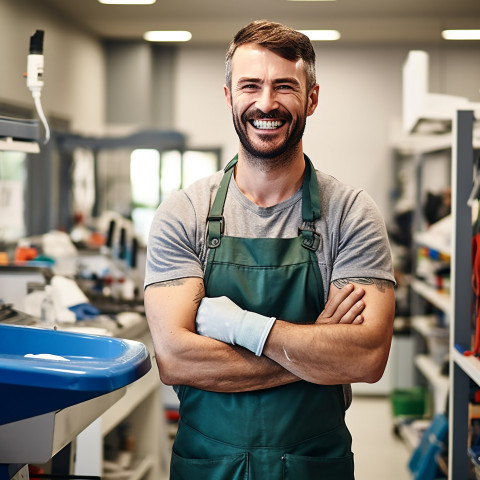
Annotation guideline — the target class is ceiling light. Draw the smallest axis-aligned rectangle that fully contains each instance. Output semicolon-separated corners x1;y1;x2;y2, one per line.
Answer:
442;29;480;40
288;0;335;2
143;31;192;42
98;0;156;4
298;30;341;41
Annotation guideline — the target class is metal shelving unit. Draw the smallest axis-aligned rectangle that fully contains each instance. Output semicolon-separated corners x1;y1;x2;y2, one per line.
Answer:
394;110;478;477
449;110;476;479
394;130;452;415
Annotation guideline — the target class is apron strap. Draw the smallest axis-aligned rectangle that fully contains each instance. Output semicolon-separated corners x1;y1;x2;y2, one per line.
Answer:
302;155;321;223
207;154;322;251
207;156;237;248
299;155;322;252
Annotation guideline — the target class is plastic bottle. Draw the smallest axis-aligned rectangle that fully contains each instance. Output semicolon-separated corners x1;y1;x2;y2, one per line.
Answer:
41;285;56;328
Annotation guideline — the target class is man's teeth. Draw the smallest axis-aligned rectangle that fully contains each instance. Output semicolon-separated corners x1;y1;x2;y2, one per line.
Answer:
252;120;283;129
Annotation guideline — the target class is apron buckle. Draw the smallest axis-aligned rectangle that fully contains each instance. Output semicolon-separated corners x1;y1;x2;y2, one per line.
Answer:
207;215;225;248
298;226;321;251
207;215;224;234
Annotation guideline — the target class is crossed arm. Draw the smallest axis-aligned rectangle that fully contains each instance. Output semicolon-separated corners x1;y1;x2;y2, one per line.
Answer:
145;277;296;392
144;276;394;392
263;278;395;385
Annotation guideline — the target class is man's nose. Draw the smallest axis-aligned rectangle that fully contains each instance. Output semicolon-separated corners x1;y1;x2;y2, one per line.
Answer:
255;87;279;113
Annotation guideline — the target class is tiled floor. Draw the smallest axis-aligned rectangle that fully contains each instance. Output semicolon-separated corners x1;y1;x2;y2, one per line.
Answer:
347;395;412;480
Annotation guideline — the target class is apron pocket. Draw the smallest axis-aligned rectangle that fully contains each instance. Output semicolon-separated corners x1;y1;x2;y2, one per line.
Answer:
171;450;249;480
282;452;354;480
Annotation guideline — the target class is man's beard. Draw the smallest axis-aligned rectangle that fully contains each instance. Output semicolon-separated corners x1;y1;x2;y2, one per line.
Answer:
232;105;307;170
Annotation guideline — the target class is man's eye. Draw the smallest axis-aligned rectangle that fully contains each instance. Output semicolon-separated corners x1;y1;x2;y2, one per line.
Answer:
277;85;293;90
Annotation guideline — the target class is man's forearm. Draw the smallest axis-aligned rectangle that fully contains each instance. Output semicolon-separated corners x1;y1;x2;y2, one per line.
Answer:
156;332;299;392
263;321;384;385
263;283;395;385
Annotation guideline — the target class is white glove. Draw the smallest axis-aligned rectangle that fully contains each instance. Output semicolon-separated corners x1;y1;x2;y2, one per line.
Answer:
196;296;276;356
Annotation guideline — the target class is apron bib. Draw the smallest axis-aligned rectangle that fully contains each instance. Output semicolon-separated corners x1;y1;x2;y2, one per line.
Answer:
171;156;354;480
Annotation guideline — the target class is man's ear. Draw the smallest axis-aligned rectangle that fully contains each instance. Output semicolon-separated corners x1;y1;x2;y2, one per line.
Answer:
224;84;233;111
307;84;319;117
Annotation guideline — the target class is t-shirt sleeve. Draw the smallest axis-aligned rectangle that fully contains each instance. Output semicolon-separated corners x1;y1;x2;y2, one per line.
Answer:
331;190;395;284
144;190;205;288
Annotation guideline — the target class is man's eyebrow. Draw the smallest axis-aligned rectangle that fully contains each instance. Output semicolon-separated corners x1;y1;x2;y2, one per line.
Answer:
273;77;301;86
237;77;262;84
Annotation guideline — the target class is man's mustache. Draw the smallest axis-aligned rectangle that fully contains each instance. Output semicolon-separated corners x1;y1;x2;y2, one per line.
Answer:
242;108;292;123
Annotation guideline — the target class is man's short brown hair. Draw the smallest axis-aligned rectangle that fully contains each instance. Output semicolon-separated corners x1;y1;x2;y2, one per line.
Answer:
225;20;316;91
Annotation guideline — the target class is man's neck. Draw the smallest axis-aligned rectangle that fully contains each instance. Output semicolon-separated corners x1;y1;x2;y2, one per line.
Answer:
235;147;306;208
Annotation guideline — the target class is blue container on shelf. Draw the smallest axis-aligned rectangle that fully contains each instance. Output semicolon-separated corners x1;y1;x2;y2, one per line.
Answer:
0;323;151;425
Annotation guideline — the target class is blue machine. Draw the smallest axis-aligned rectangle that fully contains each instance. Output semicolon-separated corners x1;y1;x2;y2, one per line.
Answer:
0;323;152;479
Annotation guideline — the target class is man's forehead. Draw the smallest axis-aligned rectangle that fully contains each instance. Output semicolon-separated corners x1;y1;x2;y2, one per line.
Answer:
231;44;306;82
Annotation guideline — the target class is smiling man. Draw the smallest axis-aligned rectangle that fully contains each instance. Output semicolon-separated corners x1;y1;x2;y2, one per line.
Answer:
229;45;310;163
144;20;395;480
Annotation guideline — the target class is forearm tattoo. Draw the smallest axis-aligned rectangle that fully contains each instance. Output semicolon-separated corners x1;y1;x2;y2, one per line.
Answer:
149;278;187;288
147;278;205;308
333;277;394;293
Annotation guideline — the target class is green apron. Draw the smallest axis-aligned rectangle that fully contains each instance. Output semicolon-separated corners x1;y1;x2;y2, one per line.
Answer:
171;155;354;480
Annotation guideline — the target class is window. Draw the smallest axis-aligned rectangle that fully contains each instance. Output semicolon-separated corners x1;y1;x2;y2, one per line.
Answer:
0;151;27;242
130;148;221;243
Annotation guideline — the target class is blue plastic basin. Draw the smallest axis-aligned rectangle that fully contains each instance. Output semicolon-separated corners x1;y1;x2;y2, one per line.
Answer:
0;324;151;425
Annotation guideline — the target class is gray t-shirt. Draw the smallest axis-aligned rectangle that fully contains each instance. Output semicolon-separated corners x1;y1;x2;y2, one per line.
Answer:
145;167;395;298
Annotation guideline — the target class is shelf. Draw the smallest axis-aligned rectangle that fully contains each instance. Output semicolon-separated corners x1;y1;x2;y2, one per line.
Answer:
453;349;480;388
392;132;452;155
0;117;40;153
415;355;449;392
398;422;419;452
0;137;40;153
130;455;154;480
414;215;452;256
411;279;451;314
411;315;437;337
398;419;431;452
103;454;154;480
414;231;451;256
415;354;449;415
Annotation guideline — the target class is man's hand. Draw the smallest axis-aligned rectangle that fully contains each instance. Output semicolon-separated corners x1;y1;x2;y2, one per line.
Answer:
196;296;276;356
316;284;365;325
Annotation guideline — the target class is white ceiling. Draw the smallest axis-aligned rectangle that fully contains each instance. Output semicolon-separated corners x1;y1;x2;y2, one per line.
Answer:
42;0;480;46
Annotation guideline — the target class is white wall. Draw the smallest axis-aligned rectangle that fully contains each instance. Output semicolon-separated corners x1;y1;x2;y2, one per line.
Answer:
0;0;105;135
173;46;236;155
173;44;480;221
